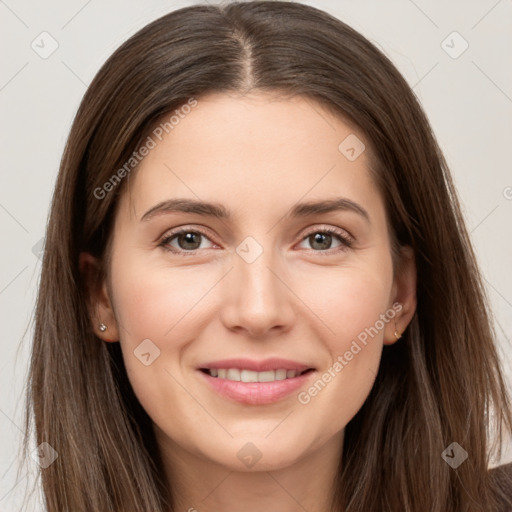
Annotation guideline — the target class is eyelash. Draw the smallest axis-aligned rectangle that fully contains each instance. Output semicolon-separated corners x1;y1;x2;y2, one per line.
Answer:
158;226;354;256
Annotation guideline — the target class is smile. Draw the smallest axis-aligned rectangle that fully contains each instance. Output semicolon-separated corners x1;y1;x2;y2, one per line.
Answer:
196;358;317;405
200;368;314;382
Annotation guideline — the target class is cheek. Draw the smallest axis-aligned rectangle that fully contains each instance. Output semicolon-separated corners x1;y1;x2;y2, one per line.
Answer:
111;252;214;342
295;254;393;347
108;253;212;422
291;258;393;426
109;238;393;440
108;250;221;399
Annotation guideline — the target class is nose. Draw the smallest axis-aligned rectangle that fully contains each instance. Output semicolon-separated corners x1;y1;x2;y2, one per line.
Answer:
220;242;296;339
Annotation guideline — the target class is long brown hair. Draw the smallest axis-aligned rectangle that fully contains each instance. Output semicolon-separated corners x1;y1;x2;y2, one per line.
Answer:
23;1;512;510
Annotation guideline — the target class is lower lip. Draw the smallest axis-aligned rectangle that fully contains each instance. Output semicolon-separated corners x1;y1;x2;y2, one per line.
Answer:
197;370;316;405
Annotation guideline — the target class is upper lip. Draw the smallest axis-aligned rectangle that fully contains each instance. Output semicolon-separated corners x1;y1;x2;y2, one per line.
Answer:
198;358;315;373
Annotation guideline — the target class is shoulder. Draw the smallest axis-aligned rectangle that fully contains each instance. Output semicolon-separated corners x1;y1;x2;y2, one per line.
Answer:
489;462;512;511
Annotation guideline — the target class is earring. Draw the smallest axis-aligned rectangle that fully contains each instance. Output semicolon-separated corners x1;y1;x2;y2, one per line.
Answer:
99;323;107;332
394;320;401;340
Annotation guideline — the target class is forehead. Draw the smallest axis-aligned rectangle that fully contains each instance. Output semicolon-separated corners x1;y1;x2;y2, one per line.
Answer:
122;91;381;222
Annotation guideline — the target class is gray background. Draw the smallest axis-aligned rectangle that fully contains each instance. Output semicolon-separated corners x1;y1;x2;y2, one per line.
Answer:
1;0;511;509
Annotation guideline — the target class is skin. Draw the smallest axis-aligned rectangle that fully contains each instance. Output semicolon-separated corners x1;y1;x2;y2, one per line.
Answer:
80;91;416;512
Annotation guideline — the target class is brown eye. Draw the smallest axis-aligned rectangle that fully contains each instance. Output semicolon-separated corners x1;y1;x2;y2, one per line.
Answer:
174;232;203;250
308;232;334;250
160;228;215;254
298;227;353;253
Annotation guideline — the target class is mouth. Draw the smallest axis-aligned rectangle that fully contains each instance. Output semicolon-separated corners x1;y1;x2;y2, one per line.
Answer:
196;358;317;405
199;367;315;382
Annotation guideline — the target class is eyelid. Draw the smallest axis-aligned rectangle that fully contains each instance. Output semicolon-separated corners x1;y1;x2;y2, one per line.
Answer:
158;224;354;255
158;225;218;253
297;225;354;255
300;224;354;244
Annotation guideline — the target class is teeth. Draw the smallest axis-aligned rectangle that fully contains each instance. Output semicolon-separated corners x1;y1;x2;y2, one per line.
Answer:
226;369;241;381
241;369;258;382
206;368;308;382
257;370;275;382
275;369;287;380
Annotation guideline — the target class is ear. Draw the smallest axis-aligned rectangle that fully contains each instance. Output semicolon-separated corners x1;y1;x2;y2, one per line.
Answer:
384;245;417;345
79;252;120;342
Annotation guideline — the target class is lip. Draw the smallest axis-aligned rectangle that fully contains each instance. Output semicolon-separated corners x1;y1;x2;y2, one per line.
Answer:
198;370;316;405
197;358;314;373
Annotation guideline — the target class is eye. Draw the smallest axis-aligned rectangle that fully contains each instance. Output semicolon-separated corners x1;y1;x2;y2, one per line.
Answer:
158;225;354;256
297;226;354;254
159;227;216;255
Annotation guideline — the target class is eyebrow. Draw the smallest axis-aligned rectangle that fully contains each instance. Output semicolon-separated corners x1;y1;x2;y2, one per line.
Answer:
140;197;370;224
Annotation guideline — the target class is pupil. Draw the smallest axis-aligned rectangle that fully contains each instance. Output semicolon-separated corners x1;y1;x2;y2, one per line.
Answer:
180;232;201;250
311;233;331;250
177;232;333;251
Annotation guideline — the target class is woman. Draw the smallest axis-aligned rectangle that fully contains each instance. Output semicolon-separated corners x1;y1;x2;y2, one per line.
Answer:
24;1;512;510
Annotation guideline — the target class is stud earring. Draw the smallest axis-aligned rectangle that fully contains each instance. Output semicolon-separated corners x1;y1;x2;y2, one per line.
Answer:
99;323;107;332
394;320;401;340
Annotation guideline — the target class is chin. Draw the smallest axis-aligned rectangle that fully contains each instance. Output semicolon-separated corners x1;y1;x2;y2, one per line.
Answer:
210;436;309;472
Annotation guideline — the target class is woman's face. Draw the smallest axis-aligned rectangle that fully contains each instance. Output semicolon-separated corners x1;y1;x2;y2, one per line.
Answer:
88;91;416;473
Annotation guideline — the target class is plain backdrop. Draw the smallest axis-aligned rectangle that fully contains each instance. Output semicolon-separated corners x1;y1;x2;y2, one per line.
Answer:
1;0;511;509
